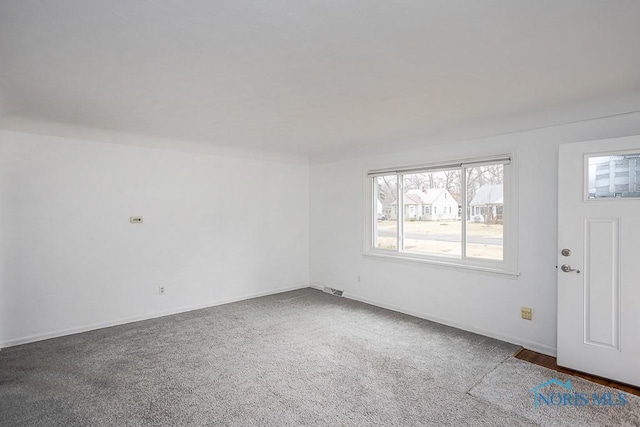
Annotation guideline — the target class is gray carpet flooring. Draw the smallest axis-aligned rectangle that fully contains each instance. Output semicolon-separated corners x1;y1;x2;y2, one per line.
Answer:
0;288;638;426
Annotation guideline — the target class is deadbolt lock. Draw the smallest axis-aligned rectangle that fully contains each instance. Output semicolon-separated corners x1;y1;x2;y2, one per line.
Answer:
561;248;571;257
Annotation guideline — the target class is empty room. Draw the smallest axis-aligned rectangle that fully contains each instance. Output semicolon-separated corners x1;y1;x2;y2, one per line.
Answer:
1;1;640;426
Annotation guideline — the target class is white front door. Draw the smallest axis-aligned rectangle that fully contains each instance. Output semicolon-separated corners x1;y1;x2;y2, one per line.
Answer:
558;135;640;387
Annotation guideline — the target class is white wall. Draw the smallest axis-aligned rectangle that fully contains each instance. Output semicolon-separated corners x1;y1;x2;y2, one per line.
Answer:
0;130;309;347
310;112;640;356
3;108;640;355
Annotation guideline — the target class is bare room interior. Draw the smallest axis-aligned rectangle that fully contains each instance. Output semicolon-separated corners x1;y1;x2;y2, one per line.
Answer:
1;1;640;426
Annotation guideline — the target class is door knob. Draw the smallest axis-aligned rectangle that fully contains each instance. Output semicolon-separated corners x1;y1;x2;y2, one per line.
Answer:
561;264;580;274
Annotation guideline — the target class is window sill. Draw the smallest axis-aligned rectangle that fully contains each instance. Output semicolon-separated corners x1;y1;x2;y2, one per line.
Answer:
362;251;521;278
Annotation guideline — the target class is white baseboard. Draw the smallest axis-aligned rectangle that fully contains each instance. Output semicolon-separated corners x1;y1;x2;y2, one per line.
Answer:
311;285;557;357
1;283;310;348
2;283;557;358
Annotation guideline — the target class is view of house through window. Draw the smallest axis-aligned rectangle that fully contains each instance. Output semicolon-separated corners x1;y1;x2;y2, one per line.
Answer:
373;175;397;250
401;170;462;257
371;158;507;263
465;165;504;260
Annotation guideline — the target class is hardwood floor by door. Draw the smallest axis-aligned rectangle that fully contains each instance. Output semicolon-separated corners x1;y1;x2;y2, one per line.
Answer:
515;348;640;397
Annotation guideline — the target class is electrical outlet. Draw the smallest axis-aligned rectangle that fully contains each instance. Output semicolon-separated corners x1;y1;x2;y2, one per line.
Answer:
159;286;165;296
521;307;532;320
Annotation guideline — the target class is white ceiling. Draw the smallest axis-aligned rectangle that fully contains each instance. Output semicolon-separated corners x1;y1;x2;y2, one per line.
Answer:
1;1;640;159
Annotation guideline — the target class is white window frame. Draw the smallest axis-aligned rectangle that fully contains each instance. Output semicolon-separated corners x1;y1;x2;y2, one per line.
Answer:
364;154;519;277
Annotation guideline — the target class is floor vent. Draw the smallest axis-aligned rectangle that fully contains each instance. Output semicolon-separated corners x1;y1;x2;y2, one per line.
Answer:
323;286;344;297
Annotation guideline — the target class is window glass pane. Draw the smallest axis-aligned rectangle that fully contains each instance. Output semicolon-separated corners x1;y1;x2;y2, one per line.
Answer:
374;175;397;250
402;170;461;256
587;153;640;199
465;165;504;260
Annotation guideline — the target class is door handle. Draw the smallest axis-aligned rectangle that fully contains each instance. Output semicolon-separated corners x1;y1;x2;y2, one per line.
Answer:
561;264;580;274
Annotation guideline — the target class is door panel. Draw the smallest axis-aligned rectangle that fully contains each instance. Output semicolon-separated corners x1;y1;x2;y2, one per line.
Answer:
558;136;640;387
583;218;619;349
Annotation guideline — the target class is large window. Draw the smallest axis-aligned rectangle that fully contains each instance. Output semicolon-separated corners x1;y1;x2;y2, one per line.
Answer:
368;155;517;275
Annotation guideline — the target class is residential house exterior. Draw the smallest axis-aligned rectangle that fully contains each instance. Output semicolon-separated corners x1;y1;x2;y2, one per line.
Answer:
469;184;503;224
389;187;459;221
